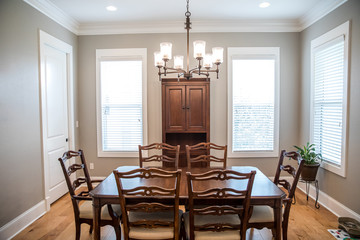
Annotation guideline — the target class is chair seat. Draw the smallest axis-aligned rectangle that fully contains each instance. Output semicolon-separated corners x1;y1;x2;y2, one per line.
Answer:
127;210;183;239
249;205;274;223
183;212;241;240
79;201;121;221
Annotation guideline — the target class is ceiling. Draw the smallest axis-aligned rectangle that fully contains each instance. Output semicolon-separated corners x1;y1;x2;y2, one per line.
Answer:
24;0;347;35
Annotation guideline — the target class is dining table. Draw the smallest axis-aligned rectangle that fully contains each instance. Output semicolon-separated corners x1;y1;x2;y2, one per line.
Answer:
89;166;286;240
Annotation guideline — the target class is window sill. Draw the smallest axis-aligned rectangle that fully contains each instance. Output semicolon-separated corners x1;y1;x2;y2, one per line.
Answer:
98;151;139;158
321;161;346;177
228;150;279;158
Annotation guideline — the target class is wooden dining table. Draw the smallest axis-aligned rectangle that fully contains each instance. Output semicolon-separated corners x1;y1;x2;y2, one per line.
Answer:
89;166;286;240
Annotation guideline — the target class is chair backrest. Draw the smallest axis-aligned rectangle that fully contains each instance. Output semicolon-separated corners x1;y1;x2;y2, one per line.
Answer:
186;169;256;239
273;150;305;216
113;168;181;240
58;150;93;213
186;142;227;168
139;143;180;168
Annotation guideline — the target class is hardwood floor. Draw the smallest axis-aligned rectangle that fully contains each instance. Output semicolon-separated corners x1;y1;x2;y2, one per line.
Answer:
13;188;338;240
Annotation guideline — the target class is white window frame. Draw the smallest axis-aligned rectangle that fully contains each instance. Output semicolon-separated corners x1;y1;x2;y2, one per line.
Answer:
227;47;280;158
310;21;349;177
96;48;148;157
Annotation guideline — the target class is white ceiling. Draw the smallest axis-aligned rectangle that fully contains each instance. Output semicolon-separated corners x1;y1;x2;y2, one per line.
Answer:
24;0;347;35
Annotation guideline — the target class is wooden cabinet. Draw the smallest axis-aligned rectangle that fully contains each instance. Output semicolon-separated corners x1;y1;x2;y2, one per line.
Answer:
162;78;210;167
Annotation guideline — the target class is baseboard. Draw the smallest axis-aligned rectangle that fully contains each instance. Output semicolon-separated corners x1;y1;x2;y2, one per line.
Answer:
296;181;360;221
0;200;47;240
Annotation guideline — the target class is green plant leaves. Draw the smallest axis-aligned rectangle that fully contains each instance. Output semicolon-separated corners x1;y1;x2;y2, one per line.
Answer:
293;142;322;165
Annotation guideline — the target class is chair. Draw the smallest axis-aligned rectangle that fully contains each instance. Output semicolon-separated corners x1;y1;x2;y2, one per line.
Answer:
185;142;227;168
113;168;182;240
58;150;121;240
184;169;256;240
247;150;305;240
139;143;180;168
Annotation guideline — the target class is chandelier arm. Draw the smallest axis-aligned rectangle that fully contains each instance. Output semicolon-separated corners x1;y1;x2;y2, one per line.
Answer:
188;67;199;73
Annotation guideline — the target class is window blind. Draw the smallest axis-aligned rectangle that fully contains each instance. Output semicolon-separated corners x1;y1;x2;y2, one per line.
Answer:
313;36;345;165
232;58;275;152
100;60;143;152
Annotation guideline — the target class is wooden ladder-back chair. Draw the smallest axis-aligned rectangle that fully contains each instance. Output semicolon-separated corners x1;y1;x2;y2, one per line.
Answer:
185;169;256;240
139;143;180;168
113;168;182;240
247;150;305;240
185;142;227;168
58;150;121;240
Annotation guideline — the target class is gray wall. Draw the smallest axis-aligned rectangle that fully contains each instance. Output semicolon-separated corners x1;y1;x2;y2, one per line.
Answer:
78;32;301;176
300;0;360;214
0;0;78;228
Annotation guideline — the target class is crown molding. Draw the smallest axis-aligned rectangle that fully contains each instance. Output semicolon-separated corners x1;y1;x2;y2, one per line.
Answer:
23;0;79;34
298;0;348;31
24;0;347;35
78;20;301;36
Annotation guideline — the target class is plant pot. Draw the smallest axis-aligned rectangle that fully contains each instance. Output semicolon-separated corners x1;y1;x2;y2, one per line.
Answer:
300;163;320;181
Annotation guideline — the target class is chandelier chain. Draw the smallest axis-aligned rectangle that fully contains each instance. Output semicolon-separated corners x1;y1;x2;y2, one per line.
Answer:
185;0;191;17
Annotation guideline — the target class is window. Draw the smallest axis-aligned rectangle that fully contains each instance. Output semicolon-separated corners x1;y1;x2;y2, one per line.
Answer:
96;48;147;157
310;21;349;177
228;47;280;157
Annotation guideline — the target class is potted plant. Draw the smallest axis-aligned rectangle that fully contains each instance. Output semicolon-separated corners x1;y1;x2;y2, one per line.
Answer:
294;142;323;181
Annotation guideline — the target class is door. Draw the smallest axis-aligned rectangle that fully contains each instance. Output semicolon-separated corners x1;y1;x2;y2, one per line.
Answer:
164;85;186;132
39;31;74;209
186;85;207;131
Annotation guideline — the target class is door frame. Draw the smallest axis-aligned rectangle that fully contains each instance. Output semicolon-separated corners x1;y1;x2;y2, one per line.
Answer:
39;30;75;211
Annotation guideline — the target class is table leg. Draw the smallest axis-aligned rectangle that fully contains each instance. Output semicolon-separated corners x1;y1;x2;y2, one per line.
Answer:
274;199;282;240
92;198;101;240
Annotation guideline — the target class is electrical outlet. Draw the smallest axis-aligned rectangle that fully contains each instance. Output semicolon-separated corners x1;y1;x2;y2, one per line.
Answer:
90;163;94;169
76;121;79;128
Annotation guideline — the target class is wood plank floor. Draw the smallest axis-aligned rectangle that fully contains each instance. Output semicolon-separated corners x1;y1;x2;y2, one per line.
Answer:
13;188;338;240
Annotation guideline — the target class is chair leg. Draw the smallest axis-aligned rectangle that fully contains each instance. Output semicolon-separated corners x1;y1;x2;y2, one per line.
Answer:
180;218;186;240
113;220;122;240
89;224;93;234
75;222;81;240
240;223;247;240
283;221;289;240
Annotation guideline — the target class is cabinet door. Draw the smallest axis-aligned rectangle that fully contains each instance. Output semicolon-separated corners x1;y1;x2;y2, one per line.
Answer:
164;85;186;131
186;85;207;131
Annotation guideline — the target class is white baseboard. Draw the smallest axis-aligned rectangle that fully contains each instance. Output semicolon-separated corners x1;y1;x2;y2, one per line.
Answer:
296;181;360;221
0;200;47;240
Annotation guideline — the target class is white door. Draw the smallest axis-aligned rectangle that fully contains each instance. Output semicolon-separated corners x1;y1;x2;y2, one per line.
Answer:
39;31;74;209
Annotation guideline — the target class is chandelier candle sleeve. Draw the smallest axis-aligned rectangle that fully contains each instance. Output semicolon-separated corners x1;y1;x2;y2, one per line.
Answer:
174;55;184;69
160;42;172;60
212;47;224;64
154;51;164;67
204;54;213;68
193;40;206;59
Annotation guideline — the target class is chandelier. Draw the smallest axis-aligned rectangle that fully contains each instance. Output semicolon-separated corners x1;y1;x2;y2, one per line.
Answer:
154;0;224;80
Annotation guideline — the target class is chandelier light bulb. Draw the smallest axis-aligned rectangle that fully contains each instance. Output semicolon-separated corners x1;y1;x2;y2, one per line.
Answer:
160;42;172;60
193;40;206;59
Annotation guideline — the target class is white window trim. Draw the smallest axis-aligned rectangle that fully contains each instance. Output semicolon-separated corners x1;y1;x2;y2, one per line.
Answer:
96;48;148;157
227;47;280;158
310;21;349;177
